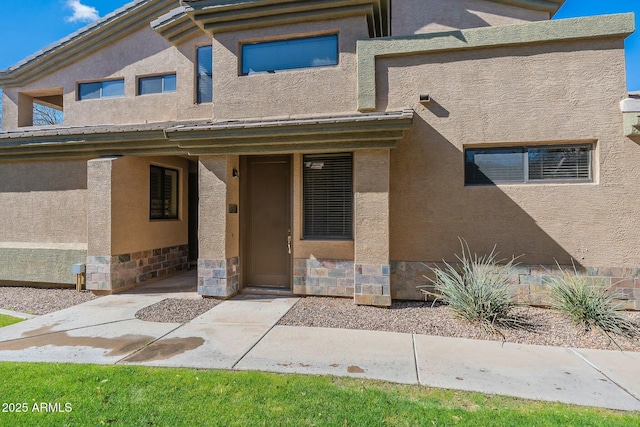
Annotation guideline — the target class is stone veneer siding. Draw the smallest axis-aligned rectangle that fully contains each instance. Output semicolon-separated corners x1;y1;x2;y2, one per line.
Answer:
391;261;640;310
86;244;189;291
354;263;391;306
293;258;354;296
198;257;239;298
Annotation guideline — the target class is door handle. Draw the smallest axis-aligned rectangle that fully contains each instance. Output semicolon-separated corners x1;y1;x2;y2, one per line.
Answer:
287;230;292;255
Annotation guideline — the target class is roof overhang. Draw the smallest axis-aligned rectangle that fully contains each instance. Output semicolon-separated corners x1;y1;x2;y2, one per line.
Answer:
180;0;390;37
0;110;413;161
151;6;207;45
0;0;178;88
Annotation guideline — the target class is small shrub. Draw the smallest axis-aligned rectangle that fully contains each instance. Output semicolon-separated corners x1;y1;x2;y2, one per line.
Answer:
419;239;525;335
547;266;639;347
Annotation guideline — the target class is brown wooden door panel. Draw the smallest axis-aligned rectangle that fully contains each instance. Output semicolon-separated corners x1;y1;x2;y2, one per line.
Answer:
244;156;291;287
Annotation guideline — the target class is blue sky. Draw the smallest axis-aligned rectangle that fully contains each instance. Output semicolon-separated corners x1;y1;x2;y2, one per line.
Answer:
0;0;639;89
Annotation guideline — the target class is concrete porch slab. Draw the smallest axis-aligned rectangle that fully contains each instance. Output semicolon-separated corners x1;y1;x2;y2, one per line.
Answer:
235;325;418;384
123;269;199;298
191;296;299;326
572;347;640;401
0;319;179;364
413;334;640;411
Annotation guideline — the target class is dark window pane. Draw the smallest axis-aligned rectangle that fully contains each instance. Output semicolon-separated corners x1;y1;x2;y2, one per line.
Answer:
465;148;524;185
150;166;179;220
197;46;213;103
78;82;101;100
139;76;163;95
303;153;352;239
242;34;338;75
528;146;591;181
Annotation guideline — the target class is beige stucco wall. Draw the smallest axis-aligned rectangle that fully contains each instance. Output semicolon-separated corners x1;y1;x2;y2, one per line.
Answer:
87;155;189;256
379;38;639;268
0;159;88;284
212;16;368;120
111;156;189;255
354;149;389;265
87;158;113;255
0;160;88;244
391;0;549;36
199;155;240;260
2;27;212;130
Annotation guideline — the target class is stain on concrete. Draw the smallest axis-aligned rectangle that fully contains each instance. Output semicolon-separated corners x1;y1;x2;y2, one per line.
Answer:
0;331;154;357
347;365;365;373
21;322;62;337
123;337;205;362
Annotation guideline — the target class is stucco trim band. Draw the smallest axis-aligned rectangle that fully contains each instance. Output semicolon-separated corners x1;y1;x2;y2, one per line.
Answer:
357;13;635;111
623;113;640;139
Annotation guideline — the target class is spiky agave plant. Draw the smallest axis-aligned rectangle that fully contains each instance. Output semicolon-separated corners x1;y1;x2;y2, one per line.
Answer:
419;238;525;336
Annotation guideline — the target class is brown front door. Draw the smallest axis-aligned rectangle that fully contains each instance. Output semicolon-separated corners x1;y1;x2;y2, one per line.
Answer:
243;155;291;288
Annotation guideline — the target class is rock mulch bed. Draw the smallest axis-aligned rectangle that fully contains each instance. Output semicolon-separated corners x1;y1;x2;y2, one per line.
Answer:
135;298;220;323
0;286;99;315
277;297;640;352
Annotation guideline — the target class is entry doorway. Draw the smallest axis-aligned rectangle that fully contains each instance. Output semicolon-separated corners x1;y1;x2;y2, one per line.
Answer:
241;155;292;288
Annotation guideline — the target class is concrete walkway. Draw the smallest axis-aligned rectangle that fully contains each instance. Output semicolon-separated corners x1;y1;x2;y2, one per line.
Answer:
0;279;639;411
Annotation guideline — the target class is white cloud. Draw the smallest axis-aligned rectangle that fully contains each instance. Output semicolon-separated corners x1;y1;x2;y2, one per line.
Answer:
65;0;100;23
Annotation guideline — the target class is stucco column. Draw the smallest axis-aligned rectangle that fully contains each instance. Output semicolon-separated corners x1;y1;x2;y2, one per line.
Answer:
198;156;239;297
353;149;391;306
86;157;114;291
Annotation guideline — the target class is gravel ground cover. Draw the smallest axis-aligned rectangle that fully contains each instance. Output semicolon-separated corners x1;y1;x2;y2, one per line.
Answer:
0;286;99;315
135;298;220;323
3;285;639;352
277;297;640;352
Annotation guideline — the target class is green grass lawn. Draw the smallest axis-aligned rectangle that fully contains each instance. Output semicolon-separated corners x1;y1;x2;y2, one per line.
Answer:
0;363;637;426
0;314;23;328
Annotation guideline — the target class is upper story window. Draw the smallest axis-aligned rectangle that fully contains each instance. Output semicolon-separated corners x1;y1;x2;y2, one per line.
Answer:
138;74;176;95
241;34;338;75
78;79;124;100
465;144;593;185
197;45;213;103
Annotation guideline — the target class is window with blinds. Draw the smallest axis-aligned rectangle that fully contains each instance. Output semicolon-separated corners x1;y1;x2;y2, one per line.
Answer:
465;144;593;185
303;153;353;239
150;166;179;220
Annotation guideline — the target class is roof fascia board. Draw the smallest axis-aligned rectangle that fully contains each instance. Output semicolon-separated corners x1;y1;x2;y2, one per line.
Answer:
184;0;388;36
0;0;177;88
152;7;208;45
202;5;374;35
0;110;413;160
357;13;635;111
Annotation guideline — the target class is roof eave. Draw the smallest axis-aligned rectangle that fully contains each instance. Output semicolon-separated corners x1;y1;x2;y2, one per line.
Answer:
0;0;178;88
